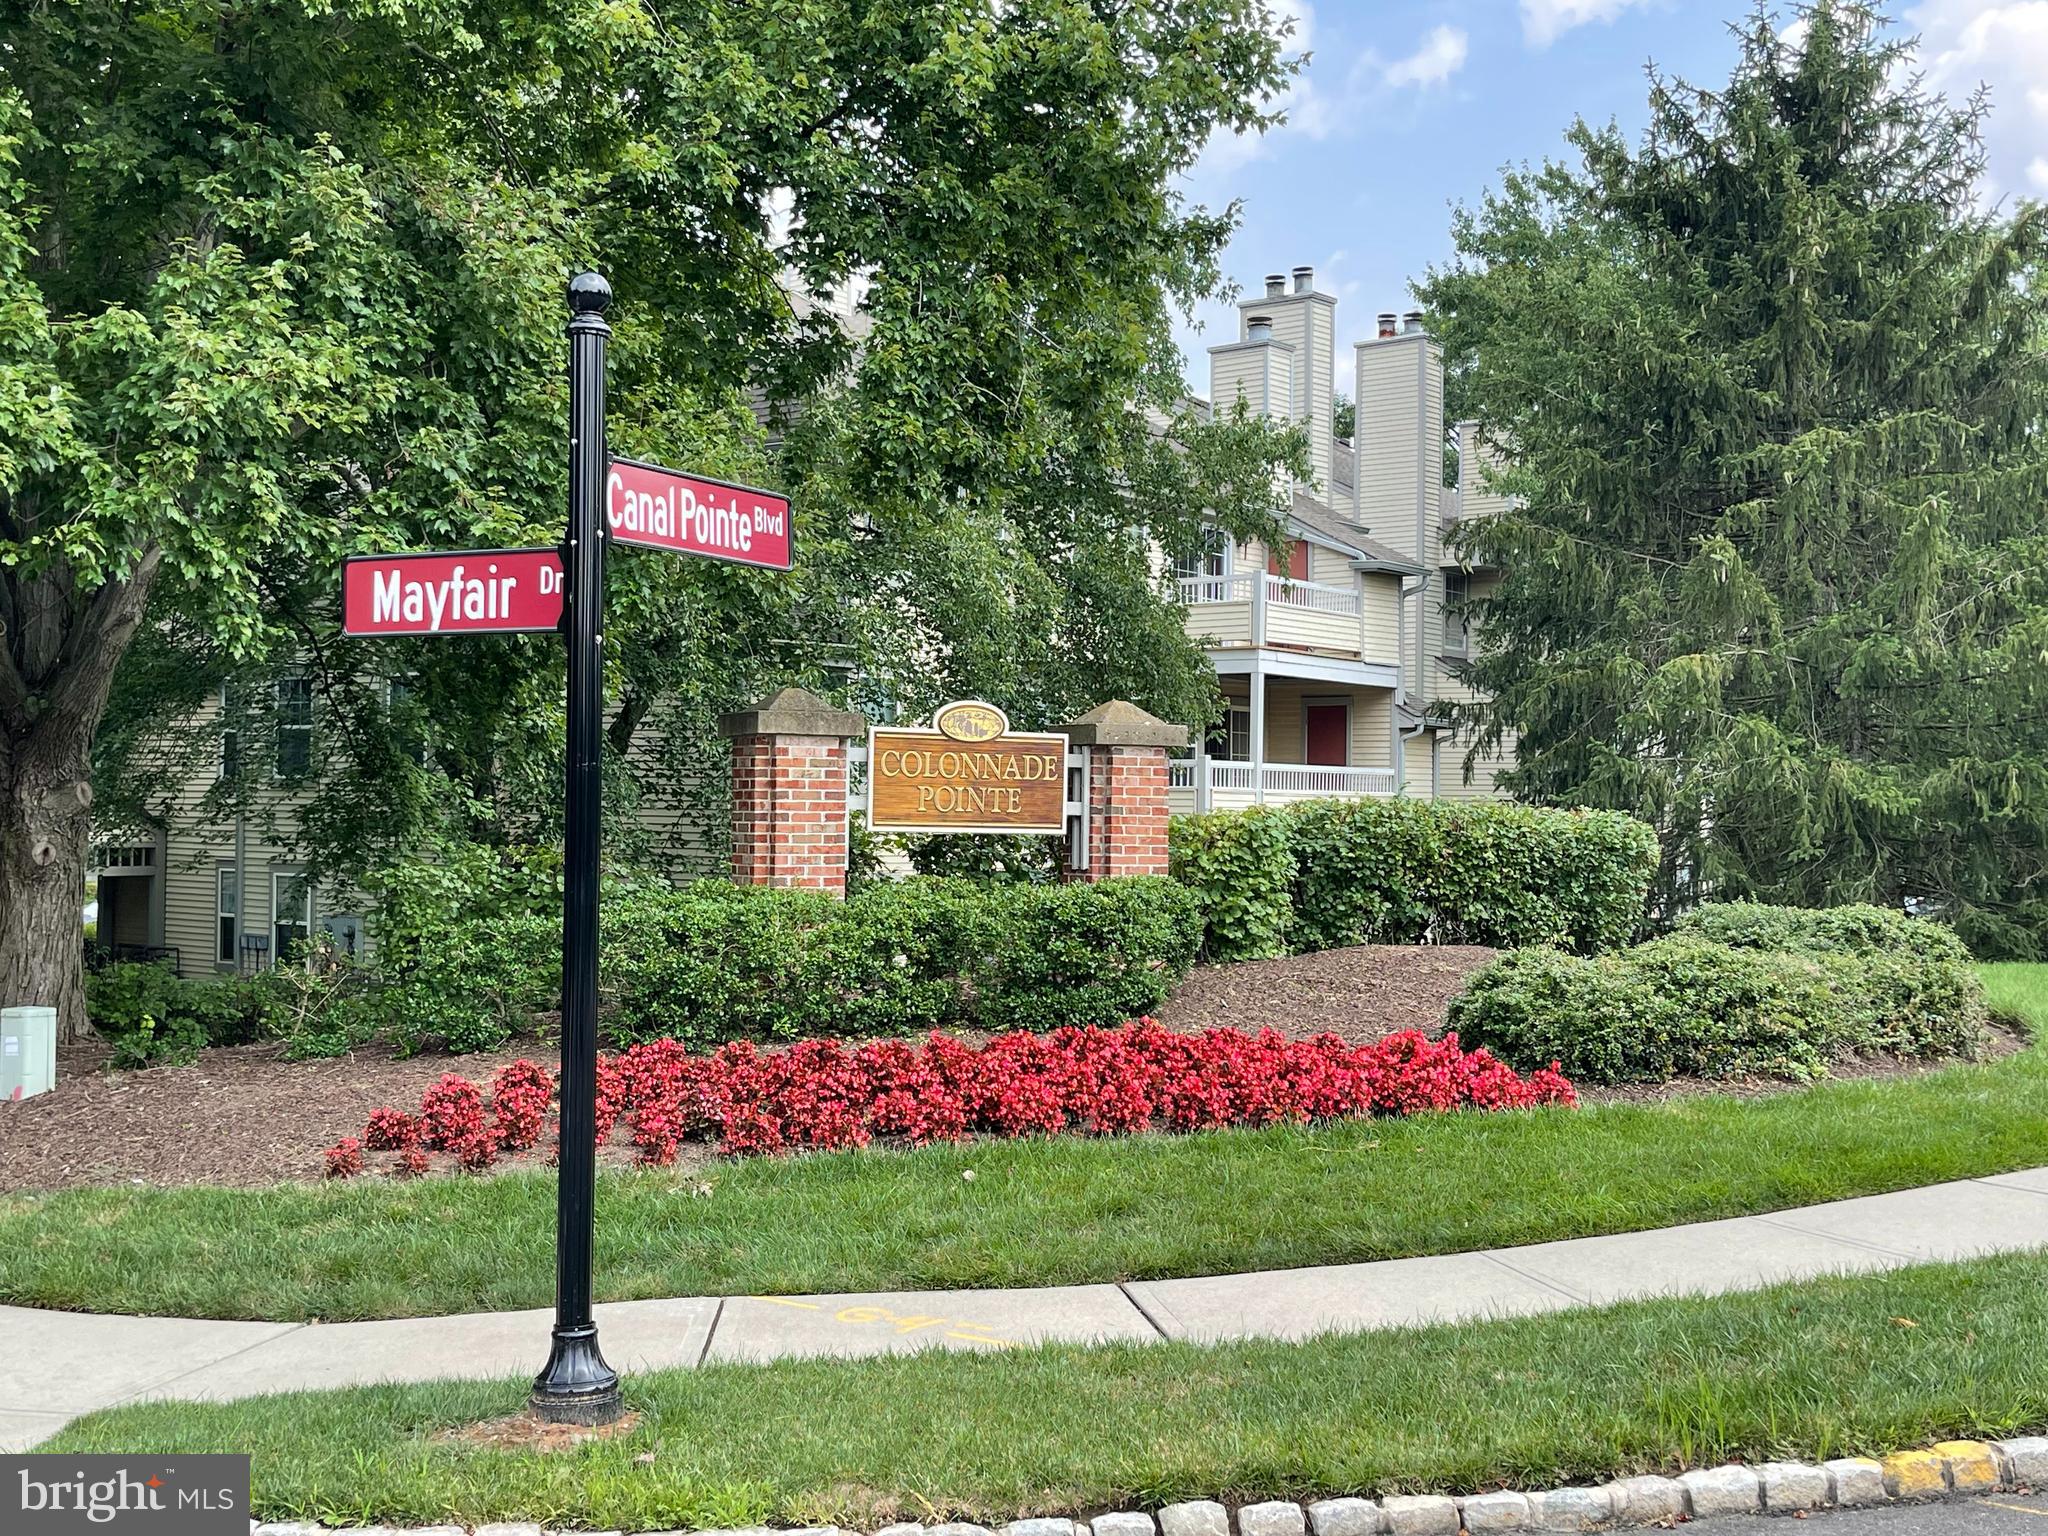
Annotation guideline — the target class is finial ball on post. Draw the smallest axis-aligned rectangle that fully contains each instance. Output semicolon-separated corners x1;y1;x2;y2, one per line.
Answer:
567;271;612;315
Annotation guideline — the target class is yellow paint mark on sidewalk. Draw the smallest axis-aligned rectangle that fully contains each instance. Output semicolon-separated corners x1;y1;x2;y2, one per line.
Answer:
754;1296;1015;1346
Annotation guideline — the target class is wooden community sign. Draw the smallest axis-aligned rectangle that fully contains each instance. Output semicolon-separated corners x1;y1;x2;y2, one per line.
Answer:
868;700;1068;835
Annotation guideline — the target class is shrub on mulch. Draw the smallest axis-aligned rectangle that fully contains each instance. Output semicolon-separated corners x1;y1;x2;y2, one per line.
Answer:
1449;904;1990;1085
325;1024;1576;1176
1168;798;1658;962
380;876;1202;1056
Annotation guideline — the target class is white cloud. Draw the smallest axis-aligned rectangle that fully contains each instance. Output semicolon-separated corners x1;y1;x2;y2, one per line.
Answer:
1193;13;1467;178
1909;1;2048;203
1382;26;1470;90
1520;0;1657;49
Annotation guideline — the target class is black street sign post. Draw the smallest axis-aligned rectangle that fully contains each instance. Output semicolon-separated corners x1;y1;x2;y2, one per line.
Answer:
529;269;623;1424
339;270;795;1426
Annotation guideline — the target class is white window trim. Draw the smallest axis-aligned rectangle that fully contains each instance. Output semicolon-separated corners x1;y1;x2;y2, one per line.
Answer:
215;864;238;967
270;868;313;968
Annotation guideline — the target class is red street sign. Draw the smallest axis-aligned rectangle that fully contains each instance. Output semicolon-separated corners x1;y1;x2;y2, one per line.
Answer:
606;457;793;569
342;548;565;636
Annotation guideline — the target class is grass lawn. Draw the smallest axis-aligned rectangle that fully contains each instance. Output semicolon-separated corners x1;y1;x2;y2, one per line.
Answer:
45;1251;2048;1528
5;963;2042;1324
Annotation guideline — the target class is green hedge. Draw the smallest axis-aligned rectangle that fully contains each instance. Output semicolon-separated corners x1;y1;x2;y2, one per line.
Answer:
1166;806;1294;962
1449;904;1990;1084
389;875;1202;1054
1168;798;1658;962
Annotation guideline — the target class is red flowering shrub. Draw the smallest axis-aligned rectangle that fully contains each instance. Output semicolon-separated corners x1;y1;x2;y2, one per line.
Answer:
394;1145;431;1178
349;1021;1574;1175
491;1060;555;1150
363;1107;422;1151
323;1136;363;1178
419;1073;486;1151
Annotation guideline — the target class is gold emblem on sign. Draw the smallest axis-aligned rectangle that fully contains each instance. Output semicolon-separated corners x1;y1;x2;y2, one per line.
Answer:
933;699;1009;743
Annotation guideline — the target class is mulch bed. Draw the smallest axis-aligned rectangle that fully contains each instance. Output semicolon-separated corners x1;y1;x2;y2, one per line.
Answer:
0;1039;571;1193
0;944;2020;1192
1154;944;1500;1042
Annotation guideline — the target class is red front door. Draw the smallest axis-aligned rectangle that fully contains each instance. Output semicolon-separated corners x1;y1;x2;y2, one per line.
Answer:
1305;703;1348;766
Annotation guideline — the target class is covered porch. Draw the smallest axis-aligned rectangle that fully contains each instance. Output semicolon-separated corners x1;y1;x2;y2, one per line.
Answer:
1169;651;1410;813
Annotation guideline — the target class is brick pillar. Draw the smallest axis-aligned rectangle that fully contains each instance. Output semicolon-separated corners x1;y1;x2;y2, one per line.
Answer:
1057;700;1188;882
718;687;867;896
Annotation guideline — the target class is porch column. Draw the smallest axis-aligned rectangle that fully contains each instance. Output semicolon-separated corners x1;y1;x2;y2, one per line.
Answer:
1249;663;1268;805
1059;700;1187;882
718;686;867;896
1193;709;1212;814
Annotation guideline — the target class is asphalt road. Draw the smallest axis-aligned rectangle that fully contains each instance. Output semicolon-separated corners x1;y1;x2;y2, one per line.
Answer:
1705;1492;2048;1533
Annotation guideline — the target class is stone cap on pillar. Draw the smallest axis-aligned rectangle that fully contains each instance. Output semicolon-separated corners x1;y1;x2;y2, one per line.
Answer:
1057;699;1189;749
718;686;867;741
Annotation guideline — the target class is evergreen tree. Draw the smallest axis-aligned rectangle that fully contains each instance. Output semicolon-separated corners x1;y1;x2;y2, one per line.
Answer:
1420;2;2048;952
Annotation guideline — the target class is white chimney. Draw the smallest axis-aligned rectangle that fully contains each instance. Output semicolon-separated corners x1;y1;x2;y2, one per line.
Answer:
1233;265;1335;497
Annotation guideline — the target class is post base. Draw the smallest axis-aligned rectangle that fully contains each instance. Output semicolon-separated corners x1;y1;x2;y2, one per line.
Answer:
529;1324;623;1424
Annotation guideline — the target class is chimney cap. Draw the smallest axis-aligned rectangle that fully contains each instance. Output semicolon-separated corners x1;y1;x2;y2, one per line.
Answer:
1247;314;1274;340
1264;273;1286;296
1403;309;1426;333
1292;265;1314;293
1376;311;1398;338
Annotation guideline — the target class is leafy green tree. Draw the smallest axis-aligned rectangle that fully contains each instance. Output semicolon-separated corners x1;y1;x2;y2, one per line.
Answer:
1421;2;2048;952
8;0;1295;1037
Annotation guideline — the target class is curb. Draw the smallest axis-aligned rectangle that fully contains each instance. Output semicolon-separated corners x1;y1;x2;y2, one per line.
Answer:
245;1436;2048;1535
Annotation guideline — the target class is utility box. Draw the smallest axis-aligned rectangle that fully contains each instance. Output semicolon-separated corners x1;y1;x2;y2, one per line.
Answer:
0;1006;56;1102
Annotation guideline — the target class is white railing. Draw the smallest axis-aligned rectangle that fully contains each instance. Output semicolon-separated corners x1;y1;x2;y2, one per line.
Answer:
1176;574;1256;606
1168;760;1397;801
1258;763;1398;796
1262;574;1361;616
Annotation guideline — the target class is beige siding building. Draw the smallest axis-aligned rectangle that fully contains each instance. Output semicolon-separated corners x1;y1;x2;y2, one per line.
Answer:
1169;272;1514;814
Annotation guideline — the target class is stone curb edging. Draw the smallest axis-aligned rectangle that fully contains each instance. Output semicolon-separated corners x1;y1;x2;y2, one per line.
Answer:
246;1437;2048;1536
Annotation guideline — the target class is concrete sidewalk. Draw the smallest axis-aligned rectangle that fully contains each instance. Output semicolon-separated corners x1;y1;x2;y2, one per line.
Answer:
8;1169;2048;1450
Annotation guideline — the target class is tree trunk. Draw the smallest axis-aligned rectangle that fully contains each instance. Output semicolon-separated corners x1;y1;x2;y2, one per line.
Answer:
0;546;163;1046
0;743;94;1041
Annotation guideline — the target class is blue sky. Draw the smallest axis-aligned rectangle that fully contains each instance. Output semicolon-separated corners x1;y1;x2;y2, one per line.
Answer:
1172;0;2048;400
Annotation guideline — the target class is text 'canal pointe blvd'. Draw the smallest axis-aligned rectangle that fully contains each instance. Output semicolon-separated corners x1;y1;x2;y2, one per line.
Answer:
606;458;793;569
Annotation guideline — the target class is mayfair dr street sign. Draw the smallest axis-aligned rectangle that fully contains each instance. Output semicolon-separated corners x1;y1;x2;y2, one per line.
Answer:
867;702;1068;835
342;548;565;636
607;458;793;569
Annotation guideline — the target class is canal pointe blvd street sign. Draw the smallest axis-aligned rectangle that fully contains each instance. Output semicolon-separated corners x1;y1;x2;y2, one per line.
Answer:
867;717;1069;835
342;548;565;636
606;458;793;569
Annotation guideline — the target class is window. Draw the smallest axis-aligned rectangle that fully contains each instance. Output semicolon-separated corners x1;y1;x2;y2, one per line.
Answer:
276;674;313;776
1442;571;1471;657
1173;526;1228;581
271;871;312;968
1207;705;1253;761
215;867;237;966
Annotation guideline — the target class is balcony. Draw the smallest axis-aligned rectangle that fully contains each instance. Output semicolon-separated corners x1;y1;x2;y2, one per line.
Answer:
1177;573;1375;658
1168;758;1397;811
